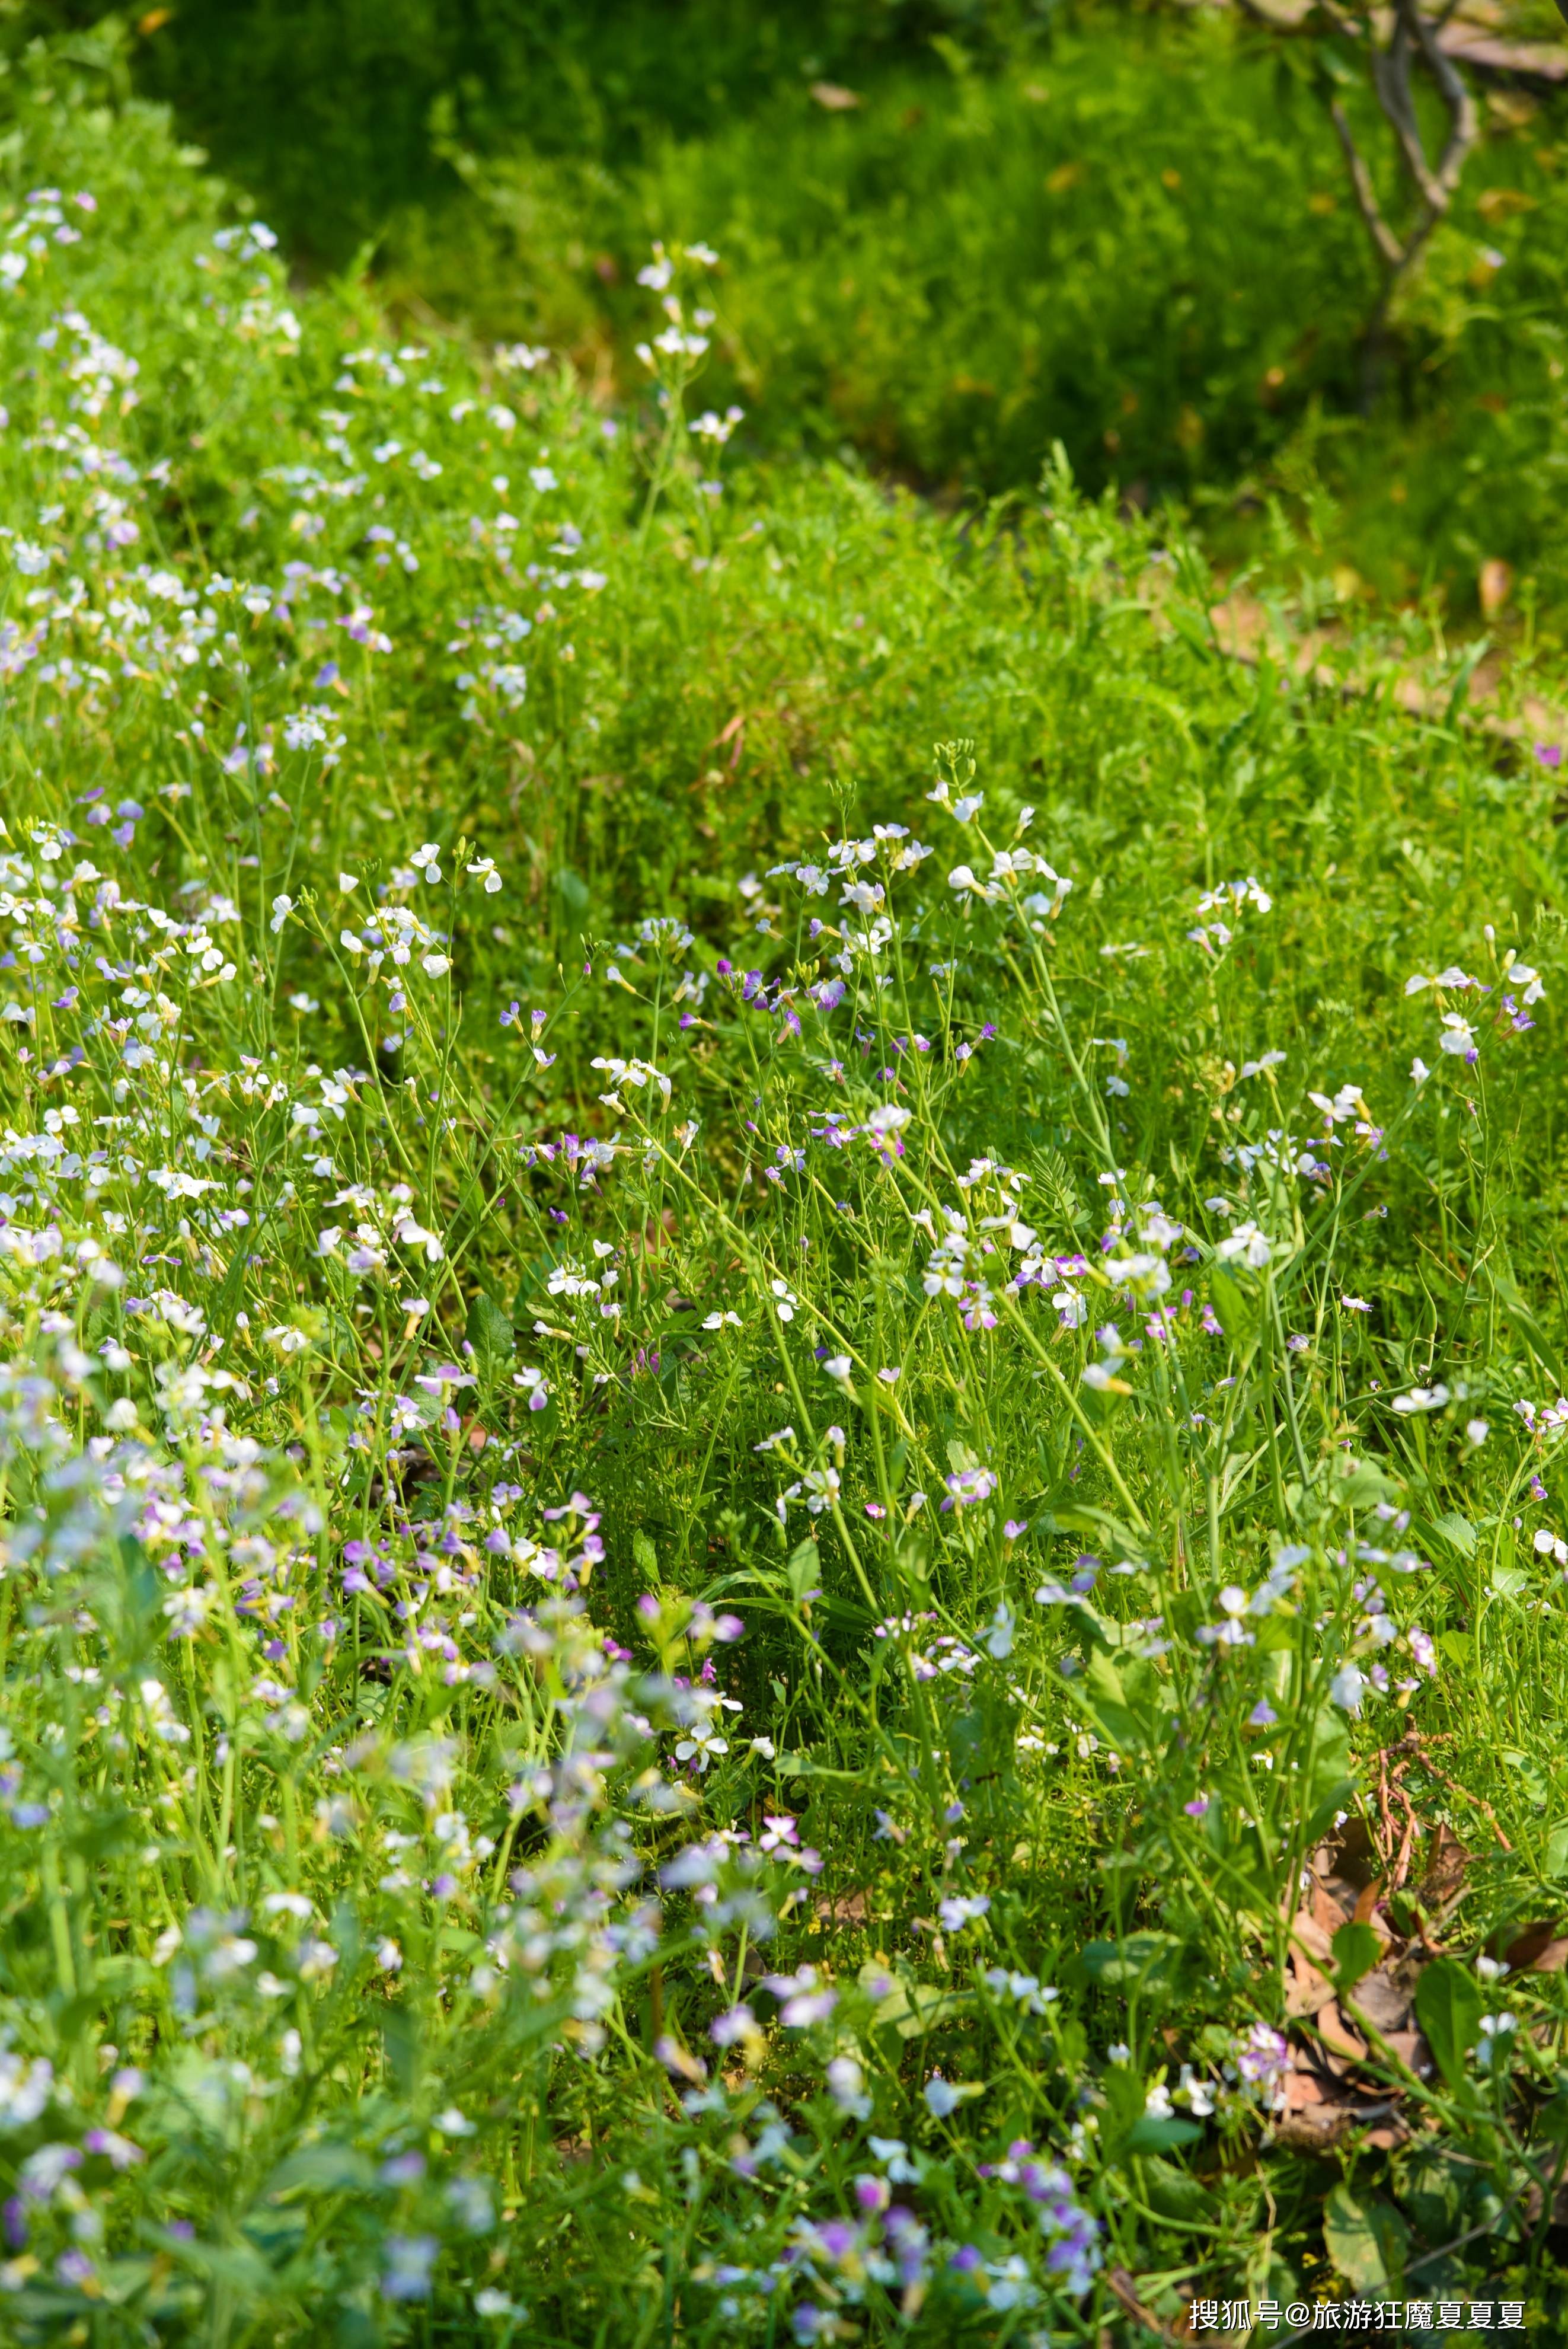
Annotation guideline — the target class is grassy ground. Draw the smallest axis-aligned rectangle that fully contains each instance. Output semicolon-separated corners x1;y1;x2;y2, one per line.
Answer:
117;1;1568;634
4;21;1568;2349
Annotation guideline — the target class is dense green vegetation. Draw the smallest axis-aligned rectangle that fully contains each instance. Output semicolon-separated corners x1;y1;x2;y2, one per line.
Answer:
0;10;1567;2345
106;0;1568;628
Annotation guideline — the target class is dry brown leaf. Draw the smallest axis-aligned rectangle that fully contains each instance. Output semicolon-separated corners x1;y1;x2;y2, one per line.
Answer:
809;81;861;110
1382;2028;1434;2078
814;1892;868;1926
1419;1823;1471;1910
1353;1962;1416;2037
1500;1918;1568;1971
1314;1999;1368;2067
1286;1947;1333;2019
1290;1909;1336;1966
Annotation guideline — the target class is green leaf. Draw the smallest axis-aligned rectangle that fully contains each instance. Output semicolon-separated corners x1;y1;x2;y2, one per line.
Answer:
1323;2185;1408;2296
1141;2154;1212;2223
1432;1511;1476;1559
1123;2112;1203;2153
1336;1455;1400;1509
1331;1919;1379;1995
264;2143;378;2198
1209;1265;1257;1345
631;1530;660;1584
1414;1957;1484;2089
465;1288;513;1367
785;1537;820;1604
1082;1645;1146;1753
1078;1932;1182;1992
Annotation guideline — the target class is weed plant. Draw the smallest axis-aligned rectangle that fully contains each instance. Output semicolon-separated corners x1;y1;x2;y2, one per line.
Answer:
4;36;1568;2349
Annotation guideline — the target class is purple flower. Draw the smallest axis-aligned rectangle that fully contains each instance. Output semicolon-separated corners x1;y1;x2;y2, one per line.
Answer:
381;2235;438;2302
1535;743;1564;770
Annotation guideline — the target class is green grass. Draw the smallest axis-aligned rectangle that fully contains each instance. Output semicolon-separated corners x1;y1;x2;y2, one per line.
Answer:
429;23;1568;633
5;24;1568;2349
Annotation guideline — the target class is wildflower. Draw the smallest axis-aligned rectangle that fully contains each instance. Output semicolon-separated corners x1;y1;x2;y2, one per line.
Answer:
762;1967;836;2026
1233;2022;1289;2104
1477;2012;1518;2068
1215;1220;1270;1269
673;1719;729;1772
382;2236;439;2302
1439;1011;1477;1060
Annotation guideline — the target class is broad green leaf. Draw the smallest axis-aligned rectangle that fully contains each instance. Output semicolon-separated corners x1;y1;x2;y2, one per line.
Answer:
785;1538;820;1604
1078;1932;1182;1992
465;1287;514;1366
1331;1919;1379;1995
1323;2185;1407;2296
1209;1265;1256;1345
1123;2112;1203;2153
1414;1957;1484;2089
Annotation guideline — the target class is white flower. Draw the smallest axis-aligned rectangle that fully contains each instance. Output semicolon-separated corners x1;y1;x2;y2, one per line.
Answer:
466;857;503;893
162;1585;212;1636
769;1279;798;1322
673;1721;729;1772
263;1890;314;1920
1215;1220;1271;1269
410;842;442;883
269;894;293;933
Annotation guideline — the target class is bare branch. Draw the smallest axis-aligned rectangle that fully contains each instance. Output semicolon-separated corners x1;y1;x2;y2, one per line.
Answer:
1329;98;1407;269
1402;0;1478;205
1369;40;1445;210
